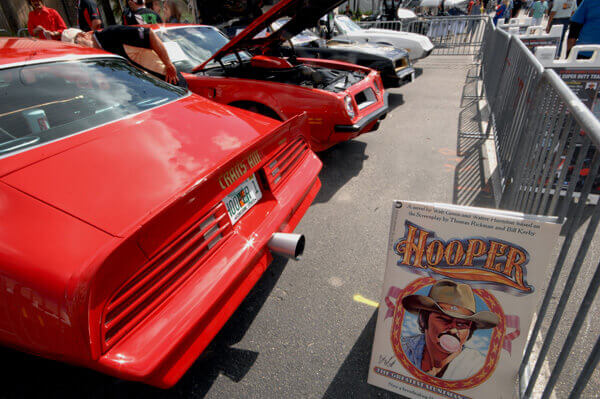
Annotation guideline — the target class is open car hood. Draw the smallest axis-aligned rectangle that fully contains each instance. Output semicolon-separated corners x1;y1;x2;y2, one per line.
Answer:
193;0;345;72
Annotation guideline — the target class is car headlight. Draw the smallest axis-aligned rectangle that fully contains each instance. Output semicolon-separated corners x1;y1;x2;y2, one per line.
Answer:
344;96;355;119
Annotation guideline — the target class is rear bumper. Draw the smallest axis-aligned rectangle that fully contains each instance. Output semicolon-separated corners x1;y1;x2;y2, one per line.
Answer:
334;92;389;133
96;153;322;388
383;66;416;88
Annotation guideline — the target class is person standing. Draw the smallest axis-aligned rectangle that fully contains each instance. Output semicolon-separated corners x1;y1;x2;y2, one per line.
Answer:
467;0;475;14
567;0;600;55
494;0;509;24
164;0;181;23
546;0;577;55
513;0;524;17
123;0;163;25
77;0;103;31
467;0;482;40
505;0;514;19
122;5;135;25
529;0;549;26
27;0;67;40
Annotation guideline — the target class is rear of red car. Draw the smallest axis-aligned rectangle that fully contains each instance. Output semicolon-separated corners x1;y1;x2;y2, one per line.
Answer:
0;40;321;388
89;113;321;387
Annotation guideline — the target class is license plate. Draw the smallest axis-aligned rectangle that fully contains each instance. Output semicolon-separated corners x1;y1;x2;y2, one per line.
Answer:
223;174;262;224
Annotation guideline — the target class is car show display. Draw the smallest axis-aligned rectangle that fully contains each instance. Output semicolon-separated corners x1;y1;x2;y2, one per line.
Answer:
136;1;390;152
0;37;322;388
268;18;416;88
332;14;435;60
5;0;598;394
369;201;561;399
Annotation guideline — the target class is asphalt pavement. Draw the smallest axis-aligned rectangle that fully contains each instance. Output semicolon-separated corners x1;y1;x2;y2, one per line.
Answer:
3;55;597;399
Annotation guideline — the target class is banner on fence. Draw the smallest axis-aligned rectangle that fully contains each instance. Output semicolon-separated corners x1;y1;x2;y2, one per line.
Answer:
556;69;600;119
521;37;560;55
368;201;561;399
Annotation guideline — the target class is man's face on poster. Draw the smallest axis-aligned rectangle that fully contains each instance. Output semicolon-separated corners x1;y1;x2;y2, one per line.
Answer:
424;305;473;355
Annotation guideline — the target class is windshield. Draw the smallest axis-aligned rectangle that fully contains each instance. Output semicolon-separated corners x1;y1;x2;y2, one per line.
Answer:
156;26;251;72
0;58;186;158
335;16;363;34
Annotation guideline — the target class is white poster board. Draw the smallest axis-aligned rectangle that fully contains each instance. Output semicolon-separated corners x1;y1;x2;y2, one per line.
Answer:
368;201;561;399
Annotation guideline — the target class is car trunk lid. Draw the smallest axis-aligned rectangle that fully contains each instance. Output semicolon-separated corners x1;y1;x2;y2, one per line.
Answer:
1;95;283;240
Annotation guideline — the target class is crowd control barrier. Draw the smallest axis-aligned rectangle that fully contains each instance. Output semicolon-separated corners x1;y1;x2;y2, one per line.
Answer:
509;25;564;58
358;15;488;55
535;45;600;120
479;17;600;398
498;17;534;34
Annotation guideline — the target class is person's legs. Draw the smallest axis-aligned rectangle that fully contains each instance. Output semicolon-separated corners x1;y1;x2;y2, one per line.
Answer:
551;18;570;57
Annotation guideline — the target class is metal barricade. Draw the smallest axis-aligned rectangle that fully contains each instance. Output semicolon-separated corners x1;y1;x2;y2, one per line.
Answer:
358;15;488;55
491;36;544;185
482;27;511;111
479;16;600;398
509;69;600;399
497;17;534;34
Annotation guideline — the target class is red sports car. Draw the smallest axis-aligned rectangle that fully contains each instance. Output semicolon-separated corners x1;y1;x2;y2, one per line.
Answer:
134;0;389;152
0;37;321;388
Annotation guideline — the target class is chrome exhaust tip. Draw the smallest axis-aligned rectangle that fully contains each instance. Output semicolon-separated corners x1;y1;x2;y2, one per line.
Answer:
267;233;305;260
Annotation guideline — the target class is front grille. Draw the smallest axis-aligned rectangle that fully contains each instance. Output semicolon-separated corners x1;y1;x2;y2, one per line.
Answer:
395;57;409;71
101;203;233;352
264;137;310;190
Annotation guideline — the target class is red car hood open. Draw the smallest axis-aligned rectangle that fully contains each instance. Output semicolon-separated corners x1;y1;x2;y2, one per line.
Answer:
194;0;344;72
2;95;280;237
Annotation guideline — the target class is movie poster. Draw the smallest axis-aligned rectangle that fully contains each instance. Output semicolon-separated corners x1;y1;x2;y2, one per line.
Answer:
368;201;561;399
556;69;600;120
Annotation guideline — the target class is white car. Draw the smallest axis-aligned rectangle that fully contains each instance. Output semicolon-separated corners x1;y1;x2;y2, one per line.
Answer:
332;15;434;61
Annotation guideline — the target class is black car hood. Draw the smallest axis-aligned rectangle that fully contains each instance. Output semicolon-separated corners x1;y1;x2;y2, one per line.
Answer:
194;0;345;71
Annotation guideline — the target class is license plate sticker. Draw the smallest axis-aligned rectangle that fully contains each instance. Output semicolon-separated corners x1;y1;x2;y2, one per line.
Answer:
223;174;262;224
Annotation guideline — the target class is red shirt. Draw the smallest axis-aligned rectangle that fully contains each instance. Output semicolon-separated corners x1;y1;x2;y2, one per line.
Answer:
28;6;67;40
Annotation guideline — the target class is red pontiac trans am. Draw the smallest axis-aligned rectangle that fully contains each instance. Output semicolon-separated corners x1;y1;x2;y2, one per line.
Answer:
0;37;321;387
136;0;389;152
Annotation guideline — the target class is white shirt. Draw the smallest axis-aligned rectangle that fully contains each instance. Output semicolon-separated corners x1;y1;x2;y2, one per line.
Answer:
551;0;577;19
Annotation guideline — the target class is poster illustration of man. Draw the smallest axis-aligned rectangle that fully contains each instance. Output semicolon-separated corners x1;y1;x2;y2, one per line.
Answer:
400;280;500;380
368;201;561;398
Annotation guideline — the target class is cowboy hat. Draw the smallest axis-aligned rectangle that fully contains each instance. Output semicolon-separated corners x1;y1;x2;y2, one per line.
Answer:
402;280;500;329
